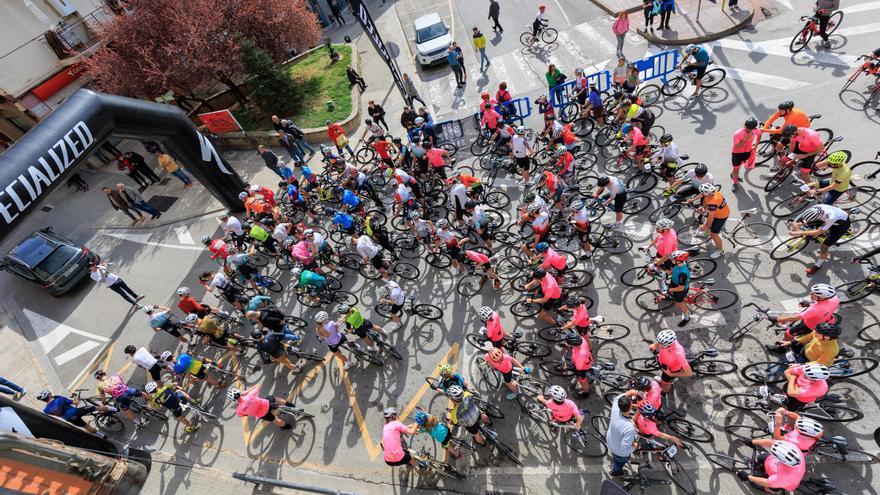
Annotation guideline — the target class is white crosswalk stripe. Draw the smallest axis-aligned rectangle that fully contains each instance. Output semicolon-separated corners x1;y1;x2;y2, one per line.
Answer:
557;31;594;69
721;66;811;91
840;0;880;14
489;53;518;93
510;49;544;91
573;22;617;56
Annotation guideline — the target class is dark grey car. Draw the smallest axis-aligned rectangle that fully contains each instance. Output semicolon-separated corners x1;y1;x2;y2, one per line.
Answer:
1;227;98;296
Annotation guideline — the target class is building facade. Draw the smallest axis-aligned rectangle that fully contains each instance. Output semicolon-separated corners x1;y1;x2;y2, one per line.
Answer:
0;0;114;151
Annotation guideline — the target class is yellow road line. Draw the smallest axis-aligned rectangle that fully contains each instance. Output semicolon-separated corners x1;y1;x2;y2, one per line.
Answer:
68;343;114;392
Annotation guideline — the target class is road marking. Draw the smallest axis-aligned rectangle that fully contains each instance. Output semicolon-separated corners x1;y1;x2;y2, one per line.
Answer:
841;1;880;13
23;309;109;354
173;226;195;245
489;54;516;93
775;0;793;10
54;341;103;366
99;231;205;251
660;311;728;330
552;0;572;27
511;49;544;89
573;22;616;57
721;66;810;91
557;31;592;69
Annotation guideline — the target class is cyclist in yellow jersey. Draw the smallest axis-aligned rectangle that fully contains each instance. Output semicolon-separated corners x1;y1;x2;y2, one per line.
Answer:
144;381;199;432
809;151;851;206
773;323;840;366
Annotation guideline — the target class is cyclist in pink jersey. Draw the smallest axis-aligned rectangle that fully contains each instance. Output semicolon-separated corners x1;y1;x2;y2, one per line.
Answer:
564;333;594;397
648;218;678;277
558;295;593;339
524;268;562;325
634;403;683;447
650;330;693;393
622;123;649;161
738;440;806;492
771;408;823;452
780;124;824;183
381;407;420;467
424;141;453;179
730;116;762;191
484;348;525;400
478;306;506;348
463;249;502;289
534;242;568;279
537;385;584;430
229;386;292;429
767;284;838;349
480;103;502;132
784;364;829;412
626;376;662;411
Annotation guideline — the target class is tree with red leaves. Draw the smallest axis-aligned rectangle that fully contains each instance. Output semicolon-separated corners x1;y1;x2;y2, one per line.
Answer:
83;0;321;100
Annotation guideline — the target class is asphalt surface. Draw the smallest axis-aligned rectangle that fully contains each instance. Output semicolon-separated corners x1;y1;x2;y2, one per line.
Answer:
2;0;880;494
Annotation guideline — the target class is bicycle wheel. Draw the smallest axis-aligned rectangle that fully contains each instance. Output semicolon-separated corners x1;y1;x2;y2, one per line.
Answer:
706;453;750;472
426;458;466;480
470;137;491;156
637;84;661;106
438;142;459;156
771;194;812;219
572;116;595;137
393;236;424;259
764;166;793;192
192;407;223;427
692;359;737;376
850;161;880;185
513;339;552;358
392;261;419;280
626;172;659;194
355;146;376;165
624;357;659;373
510;301;540;318
260;276;283;293
275;254;296;271
740;361;788;384
426;252;451;269
475;362;501;391
661;77;687;96
539;359;576;377
664;458;698;495
731;222;777;247
724;424;771;442
565;430;608;458
283;316;307;329
701;68;726;88
692;289;738;311
769;237;808;260
473;397;505;419
864;83;880;110
620;266;654;287
465;333;490;350
485;190;510;209
826;10;843;35
622;194;652;215
677;225;712;247
839;219;868;245
595;234;633;255
560;270;593;289
289;350;327;363
413;303;442;321
331;290;358;306
857;322;880;343
560;101;580;123
789;22;814;53
591;415;610;437
345;343;384;366
720;393;766;411
635;290;674;312
830;356;879;379
457;273;486;297
377;339;402;360
296;291;322;308
802;404;863;423
591;323;630;342
661;417;713;443
541;27;558;43
815;445;880;464
754;139;777;166
95;414;125;434
518;376;551;399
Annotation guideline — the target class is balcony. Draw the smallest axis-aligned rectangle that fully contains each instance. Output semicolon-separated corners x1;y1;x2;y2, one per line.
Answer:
43;7;116;62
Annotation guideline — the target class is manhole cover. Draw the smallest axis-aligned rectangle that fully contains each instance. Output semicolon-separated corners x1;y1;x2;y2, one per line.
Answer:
147;195;178;212
158;178;172;185
41;206;54;212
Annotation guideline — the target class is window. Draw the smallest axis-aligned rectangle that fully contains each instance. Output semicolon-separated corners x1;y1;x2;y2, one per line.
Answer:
416;22;447;44
32;245;79;281
6;116;33;134
5;261;36;281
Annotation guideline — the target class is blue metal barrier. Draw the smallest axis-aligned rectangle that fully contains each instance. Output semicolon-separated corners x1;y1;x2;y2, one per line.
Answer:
633;50;680;85
472;96;532;128
550;71;612;108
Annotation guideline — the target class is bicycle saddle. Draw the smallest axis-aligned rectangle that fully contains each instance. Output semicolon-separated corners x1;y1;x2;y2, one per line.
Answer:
702;348;719;358
601;361;616;370
809;478;837;490
827;435;849;447
701;278;716;285
513;329;524;338
829;136;844;143
740;208;758;215
809;113;822;120
823;393;843;403
838;347;855;358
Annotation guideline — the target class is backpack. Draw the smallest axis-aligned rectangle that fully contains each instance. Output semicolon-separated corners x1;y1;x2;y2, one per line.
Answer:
104;375;128;398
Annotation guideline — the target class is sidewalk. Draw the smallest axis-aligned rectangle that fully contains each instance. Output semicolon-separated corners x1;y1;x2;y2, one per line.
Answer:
591;0;754;44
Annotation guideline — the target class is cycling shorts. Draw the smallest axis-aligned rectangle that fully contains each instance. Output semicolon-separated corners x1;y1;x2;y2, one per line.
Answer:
260;396;280;422
683;64;708;79
822;218;851;247
613;192;628;213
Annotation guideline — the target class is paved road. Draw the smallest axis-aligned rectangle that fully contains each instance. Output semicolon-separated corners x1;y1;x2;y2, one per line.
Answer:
2;1;880;494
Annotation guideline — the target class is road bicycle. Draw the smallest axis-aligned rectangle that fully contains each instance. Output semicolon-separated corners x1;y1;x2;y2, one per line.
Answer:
625;344;737;377
407;446;466;480
72;390;125;434
658;65;727;97
770;179;874;219
619;247;717;287
761;136;844;192
751;114;830;167
375;297;443;321
538;358;631;392
634;278;738;313
340;252;420;281
769;212;867;261
230;271;283;295
624;154;695;194
520;20;557;46
180;399;222;427
721;384;864;423
725;420;880;464
125;397;169;425
857;321;880;343
840;54;880;94
339;339;384;366
537;315;632;343
789;10;844;54
275;403;315;423
295;284;358;308
849;151;880;187
677;208;776;249
707;450;847;495
836;258;880;304
465;328;552;359
739;349;878;385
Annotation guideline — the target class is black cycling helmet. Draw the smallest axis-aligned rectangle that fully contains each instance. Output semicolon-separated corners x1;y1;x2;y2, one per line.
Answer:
464;200;476;210
251;328;263;339
565;334;583;347
694;163;709;177
423;140;433;148
660;133;673;144
778;100;795;110
524;192;536;202
597;176;610;187
815;323;842;338
781;123;798;137
874;47;880;57
631;376;652;391
744;116;758;129
532;268;547;279
392;137;402;145
123;345;137;355
565;295;580;307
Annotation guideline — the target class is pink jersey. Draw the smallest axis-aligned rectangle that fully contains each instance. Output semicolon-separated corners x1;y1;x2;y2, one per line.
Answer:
571;336;593;371
800;297;839;330
236;386;270;418
465;250;490;264
764;448;806;491
572;304;590;327
486;313;504;342
635;414;660;437
783;430;818;452
655;230;678;257
642;380;662;410
657;341;688;373
427;148;446;168
630;127;648;147
382;420;410;462
732;128;761;153
485;353;514;373
546;399;580;423
789;366;828;404
540;272;561;299
540;248;567;270
792;128;823;153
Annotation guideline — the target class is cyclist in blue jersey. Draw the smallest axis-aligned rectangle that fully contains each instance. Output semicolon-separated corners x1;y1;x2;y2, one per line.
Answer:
329;209;358;235
430;364;471;393
341;189;363;215
680;44;711;96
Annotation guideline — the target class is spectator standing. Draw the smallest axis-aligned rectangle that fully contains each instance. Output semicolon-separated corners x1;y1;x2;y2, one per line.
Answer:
448;46;465;88
257;145;284;179
330;2;346;25
347;66;367;91
152;150;193;188
368;101;389;130
546;64;566;103
400;106;416;130
612;12;630;58
116;183;161;220
278;130;304;162
452;42;467;83
402;73;427;107
88;261;144;306
659;0;675;30
124;151;161;185
326;121;355;157
607;394;636;476
0;376;25;398
102;186;144;224
488;0;503;32
472;27;490;72
276;119;315;157
642;0;657;32
117;155;149;190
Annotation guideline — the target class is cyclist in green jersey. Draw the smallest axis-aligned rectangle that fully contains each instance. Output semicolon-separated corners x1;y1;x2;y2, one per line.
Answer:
292;267;325;305
144;381;200;433
337;304;385;352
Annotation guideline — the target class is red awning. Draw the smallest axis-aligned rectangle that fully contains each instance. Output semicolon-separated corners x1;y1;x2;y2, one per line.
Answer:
31;63;86;101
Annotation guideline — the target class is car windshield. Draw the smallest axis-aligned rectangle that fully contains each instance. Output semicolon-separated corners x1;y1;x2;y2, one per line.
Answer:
416;22;447;44
32;245;79;281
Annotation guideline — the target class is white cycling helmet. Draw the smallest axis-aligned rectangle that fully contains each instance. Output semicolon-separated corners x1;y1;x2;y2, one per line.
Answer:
383;407;398;418
303;229;314;237
685;43;697;53
656;329;677;347
291;267;302;278
527;203;541;213
478;306;494;321
794;417;824;437
411;210;421;220
142;305;155;314
810;283;837;300
436;219;448;228
569;199;584;211
446;385;465;401
144;381;159;393
227;388;242;402
802;364;830;381
698;182;717;195
800;206;823;224
656;218;674;230
184;313;199;324
238;192;248;201
160;351;173;362
770;440;803;467
176;287;190;296
315;311;329;323
547;385;567;402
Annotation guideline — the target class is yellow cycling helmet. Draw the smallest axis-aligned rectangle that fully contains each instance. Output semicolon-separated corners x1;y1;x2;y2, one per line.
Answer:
438;364;453;376
826;151;847;166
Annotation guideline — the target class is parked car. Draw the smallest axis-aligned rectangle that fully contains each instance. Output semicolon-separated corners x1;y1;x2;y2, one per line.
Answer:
1;227;98;296
414;13;452;67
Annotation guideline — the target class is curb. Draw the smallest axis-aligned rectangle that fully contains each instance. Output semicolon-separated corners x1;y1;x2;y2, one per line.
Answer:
637;4;754;45
588;0;644;16
87;207;226;231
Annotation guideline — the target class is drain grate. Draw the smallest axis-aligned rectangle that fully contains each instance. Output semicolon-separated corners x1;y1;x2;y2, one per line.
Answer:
41;205;54;212
146;195;179;212
158;178;172;185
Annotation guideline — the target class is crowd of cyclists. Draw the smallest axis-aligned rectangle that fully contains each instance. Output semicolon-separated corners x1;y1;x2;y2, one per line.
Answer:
27;21;880;493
